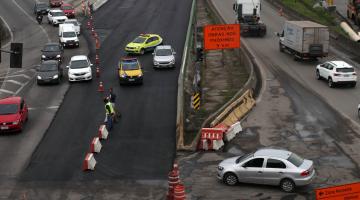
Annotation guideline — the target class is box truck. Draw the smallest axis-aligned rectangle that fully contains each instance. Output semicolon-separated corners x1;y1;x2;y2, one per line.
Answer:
277;21;329;60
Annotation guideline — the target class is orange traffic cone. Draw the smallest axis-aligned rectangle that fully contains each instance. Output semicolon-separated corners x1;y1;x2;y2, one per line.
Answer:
96;67;100;78
95;54;100;65
98;81;104;92
174;184;186;200
87;21;91;29
279;8;283;16
167;170;180;200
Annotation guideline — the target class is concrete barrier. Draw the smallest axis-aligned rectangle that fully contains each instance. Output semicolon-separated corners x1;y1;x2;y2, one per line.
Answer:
82;153;96;171
90;137;102;153
98;124;109;139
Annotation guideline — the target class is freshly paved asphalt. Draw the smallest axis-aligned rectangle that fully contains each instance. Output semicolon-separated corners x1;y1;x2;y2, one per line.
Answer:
19;0;192;182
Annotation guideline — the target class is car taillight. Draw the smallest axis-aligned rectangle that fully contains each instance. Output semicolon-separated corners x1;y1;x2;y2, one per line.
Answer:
333;73;340;76
300;170;310;177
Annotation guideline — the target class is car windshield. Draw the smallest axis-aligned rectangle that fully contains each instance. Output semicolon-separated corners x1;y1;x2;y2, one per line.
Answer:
62;6;73;10
336;68;354;73
132;37;146;43
122;61;139;70
43;45;60;52
235;153;253;164
0;104;18;115
70;60;89;69
156;49;172;56
65;21;77;26
287;153;304;167
39;64;58;72
52;12;65;17
63;32;76;37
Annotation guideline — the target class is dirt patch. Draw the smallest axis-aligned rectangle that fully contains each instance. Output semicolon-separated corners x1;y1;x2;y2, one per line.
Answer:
183;0;249;145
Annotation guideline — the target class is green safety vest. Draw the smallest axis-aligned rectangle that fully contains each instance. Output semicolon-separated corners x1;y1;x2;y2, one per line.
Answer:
105;102;115;114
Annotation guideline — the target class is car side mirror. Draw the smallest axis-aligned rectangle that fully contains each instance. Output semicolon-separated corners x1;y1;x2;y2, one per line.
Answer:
275;32;279;37
90;63;93;67
173;52;176;55
152;53;155;55
66;65;69;68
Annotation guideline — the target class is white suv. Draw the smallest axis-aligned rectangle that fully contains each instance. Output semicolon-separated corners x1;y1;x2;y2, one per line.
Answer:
316;60;357;88
67;55;92;82
152;45;176;68
47;9;68;26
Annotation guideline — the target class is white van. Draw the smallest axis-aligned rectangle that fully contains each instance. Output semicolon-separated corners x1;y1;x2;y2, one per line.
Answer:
59;24;79;48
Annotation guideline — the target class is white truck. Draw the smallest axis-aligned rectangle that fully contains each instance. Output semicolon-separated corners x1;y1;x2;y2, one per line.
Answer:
233;0;266;37
277;21;329;60
59;24;79;48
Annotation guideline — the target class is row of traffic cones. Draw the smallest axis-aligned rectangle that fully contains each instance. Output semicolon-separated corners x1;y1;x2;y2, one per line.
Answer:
167;162;186;200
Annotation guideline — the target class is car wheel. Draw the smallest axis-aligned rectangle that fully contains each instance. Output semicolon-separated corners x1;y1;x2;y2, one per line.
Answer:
140;48;145;55
223;173;238;186
328;78;334;88
280;178;295;193
351;82;357;88
316;70;321;80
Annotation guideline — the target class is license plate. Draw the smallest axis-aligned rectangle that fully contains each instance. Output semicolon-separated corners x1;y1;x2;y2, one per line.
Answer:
1;126;9;130
128;79;134;81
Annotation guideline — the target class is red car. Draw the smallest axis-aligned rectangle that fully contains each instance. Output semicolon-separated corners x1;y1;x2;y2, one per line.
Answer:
49;0;63;7
61;3;75;18
0;97;28;132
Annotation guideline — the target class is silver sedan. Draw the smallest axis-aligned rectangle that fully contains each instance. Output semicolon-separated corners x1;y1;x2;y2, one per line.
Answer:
217;148;315;192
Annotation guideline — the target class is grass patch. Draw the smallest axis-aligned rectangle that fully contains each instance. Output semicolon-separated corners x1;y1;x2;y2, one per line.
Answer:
281;0;336;26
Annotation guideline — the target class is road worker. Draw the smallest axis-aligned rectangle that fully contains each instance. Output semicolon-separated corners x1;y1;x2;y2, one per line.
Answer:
108;88;121;118
104;97;115;130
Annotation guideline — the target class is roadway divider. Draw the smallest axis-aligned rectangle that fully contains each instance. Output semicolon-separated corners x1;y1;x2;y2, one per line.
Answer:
90;137;102;153
82;153;96;171
98;124;109;139
176;0;260;150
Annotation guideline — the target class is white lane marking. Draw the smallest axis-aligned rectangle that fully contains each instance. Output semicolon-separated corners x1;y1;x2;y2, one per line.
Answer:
5;79;24;86
10;0;50;42
28;106;59;110
0;89;15;94
0;16;14;48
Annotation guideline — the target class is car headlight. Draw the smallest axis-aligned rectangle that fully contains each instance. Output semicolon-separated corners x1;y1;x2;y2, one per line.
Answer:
217;166;224;171
42;55;46;58
56;55;61;58
138;74;143;77
120;74;126;78
170;59;175;64
12;120;19;125
37;76;42;80
53;74;58;79
154;61;159;65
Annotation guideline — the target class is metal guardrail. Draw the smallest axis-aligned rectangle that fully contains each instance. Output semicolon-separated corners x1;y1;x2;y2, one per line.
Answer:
176;0;196;149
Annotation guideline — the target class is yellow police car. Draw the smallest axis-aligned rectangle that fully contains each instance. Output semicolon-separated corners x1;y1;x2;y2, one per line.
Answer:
125;34;163;55
118;57;143;85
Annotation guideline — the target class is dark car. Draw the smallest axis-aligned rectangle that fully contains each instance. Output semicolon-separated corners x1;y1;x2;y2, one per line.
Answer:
49;0;62;7
36;60;62;85
41;43;63;62
34;2;49;15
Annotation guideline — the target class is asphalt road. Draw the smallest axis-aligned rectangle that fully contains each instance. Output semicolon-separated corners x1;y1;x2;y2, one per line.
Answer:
11;0;192;197
0;0;87;198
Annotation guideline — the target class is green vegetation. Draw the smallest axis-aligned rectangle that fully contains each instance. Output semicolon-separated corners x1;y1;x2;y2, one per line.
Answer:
281;0;348;36
281;0;335;25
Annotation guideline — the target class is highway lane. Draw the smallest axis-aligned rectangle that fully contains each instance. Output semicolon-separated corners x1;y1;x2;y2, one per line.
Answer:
18;0;191;189
0;0;88;197
213;0;360;123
